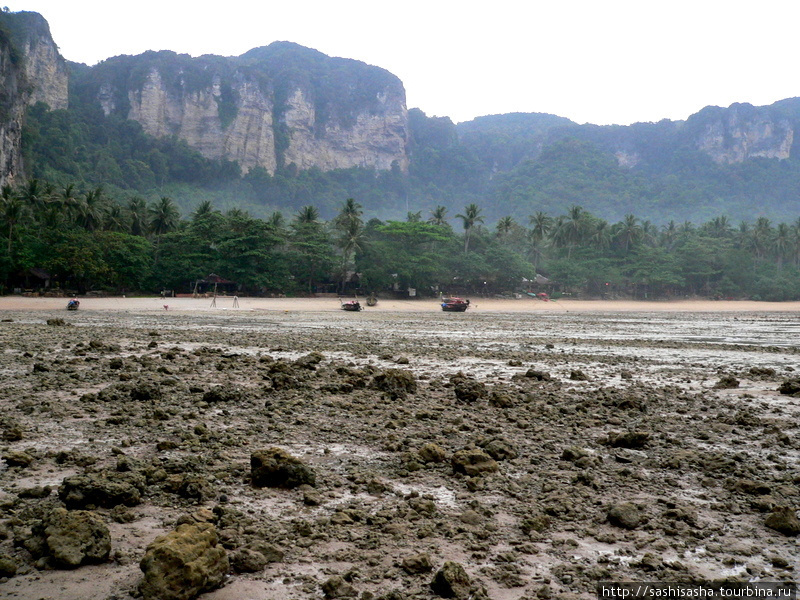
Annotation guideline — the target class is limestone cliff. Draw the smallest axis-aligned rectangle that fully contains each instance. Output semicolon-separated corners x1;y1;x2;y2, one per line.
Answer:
0;31;26;186
126;67;278;174
87;43;409;175
693;103;794;164
0;10;68;185
14;17;68;110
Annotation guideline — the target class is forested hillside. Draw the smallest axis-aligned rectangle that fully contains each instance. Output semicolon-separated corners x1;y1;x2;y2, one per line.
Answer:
22;91;800;226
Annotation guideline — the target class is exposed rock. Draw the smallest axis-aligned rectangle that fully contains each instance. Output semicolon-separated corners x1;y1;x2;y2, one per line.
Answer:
372;368;417;399
0;418;24;441
139;522;229;600
605;431;650;449
728;478;771;496
321;575;358;598
408;496;437;516
0;553;17;578
450;373;488;403
459;509;483;525
777;378;800;397
59;471;145;509
0;11;68;186
749;366;776;377
488;390;516;407
173;475;216;502
130;380;163;401
2;450;34;468
40;507;111;568
250;447;316;488
418;442;447;464
480;438;518;461
451;449;499;477
401;552;433;574
713;375;740;389
613;448;647;464
230;548;268;573
17;485;51;499
607;502;644;530
561;446;589;462
100;43;409;176
302;487;323;506
294;352;325;369
520;512;551;535
764;507;800;536
524;369;552;381
431;561;471;599
202;385;246;403
697;105;794;164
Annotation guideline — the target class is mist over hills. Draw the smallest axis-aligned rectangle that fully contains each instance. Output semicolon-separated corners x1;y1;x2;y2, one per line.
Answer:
2;9;800;225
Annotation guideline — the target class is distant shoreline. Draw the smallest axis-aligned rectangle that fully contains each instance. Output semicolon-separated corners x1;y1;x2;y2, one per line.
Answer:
1;296;799;314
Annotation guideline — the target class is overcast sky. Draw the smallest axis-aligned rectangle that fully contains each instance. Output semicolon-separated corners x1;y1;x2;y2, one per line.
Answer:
6;0;799;126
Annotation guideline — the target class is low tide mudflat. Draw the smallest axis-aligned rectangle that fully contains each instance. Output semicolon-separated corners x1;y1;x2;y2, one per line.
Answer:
0;298;798;599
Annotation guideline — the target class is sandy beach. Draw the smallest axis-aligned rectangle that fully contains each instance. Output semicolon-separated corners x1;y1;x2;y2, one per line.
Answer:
1;295;799;314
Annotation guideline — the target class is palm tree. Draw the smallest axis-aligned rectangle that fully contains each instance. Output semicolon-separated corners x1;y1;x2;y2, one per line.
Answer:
588;219;612;251
104;203;128;232
333;198;362;228
192;200;216;221
19;178;50;217
77;187;107;232
455;203;484;253
773;222;791;272
528;211;552;242
224;207;248;222
706;215;732;238
148;196;180;263
337;217;366;293
0;185;28;256
615;213;642;254
429;206;449;227
406;211;422;223
640;220;657;247
50;183;81;228
733;221;751;250
551;205;587;258
495;216;516;239
660;220;679;250
267;211;286;230
750;217;773;262
127;197;149;236
149;196;180;237
791;217;800;268
294;205;320;225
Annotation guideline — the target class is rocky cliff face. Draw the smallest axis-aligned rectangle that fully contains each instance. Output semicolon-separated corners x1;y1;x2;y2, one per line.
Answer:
0;33;26;186
16;21;68;111
0;11;68;186
126;67;279;174
694;104;794;164
93;44;409;175
280;87;408;173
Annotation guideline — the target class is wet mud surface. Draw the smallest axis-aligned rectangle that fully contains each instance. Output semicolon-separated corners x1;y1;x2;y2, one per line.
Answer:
0;308;798;599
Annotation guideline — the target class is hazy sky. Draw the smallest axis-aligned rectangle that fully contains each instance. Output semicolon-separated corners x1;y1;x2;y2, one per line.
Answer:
6;0;799;126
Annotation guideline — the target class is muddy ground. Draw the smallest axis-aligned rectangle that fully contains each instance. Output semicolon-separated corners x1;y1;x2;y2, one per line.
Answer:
0;305;798;600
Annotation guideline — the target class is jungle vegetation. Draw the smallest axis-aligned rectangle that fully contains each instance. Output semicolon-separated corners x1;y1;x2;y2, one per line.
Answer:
1;183;799;301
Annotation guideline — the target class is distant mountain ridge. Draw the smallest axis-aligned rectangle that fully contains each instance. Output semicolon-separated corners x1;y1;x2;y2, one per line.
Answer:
2;9;800;223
